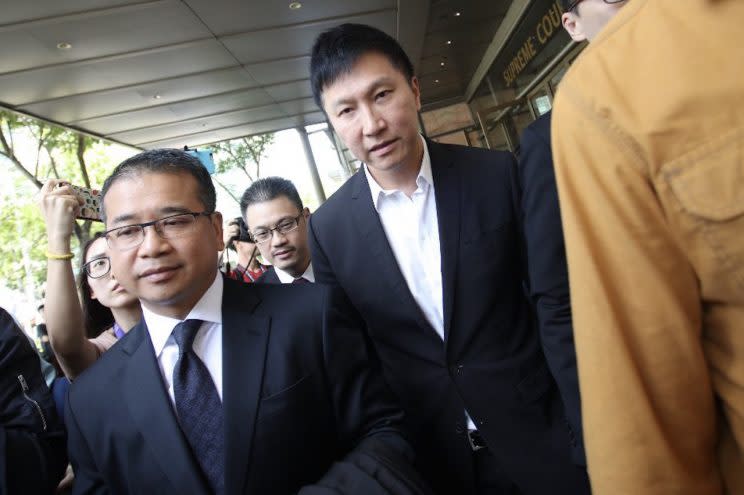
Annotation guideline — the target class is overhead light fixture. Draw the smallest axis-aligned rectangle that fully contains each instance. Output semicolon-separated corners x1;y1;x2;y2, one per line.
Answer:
153;94;162;100
454;11;461;17
434;79;440;83
57;42;72;50
440;61;445;67
446;40;452;45
289;1;302;9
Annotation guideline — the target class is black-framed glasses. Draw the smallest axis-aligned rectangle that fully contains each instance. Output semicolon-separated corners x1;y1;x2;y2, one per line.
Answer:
83;256;111;279
250;213;303;244
104;211;212;251
565;0;625;13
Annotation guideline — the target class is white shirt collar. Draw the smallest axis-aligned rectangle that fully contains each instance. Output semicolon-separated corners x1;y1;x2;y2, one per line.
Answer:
365;135;433;211
143;272;223;357
274;262;315;284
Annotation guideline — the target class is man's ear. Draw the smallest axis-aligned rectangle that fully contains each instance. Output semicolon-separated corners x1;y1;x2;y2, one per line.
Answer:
212;211;225;250
303;206;311;219
562;12;588;42
410;76;422;111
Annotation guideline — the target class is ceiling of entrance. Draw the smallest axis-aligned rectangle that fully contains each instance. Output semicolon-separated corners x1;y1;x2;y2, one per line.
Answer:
0;0;507;149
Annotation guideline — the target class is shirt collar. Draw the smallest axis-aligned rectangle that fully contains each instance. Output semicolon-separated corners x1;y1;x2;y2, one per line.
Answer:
143;272;223;357
365;135;433;211
274;262;315;284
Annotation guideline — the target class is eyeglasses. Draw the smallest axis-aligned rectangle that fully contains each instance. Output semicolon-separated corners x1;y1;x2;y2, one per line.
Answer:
250;213;303;244
564;0;625;13
83;256;111;279
104;211;212;251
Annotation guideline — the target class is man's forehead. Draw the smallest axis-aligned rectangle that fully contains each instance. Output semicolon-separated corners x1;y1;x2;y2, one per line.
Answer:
322;54;405;99
246;197;300;225
103;171;199;225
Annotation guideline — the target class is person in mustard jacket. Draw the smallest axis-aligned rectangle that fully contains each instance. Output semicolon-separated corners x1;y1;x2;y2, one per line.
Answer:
552;0;744;493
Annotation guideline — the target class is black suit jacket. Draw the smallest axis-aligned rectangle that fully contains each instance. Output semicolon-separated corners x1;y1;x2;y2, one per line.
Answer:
309;140;588;495
518;112;584;464
66;277;429;495
255;266;280;284
0;308;67;495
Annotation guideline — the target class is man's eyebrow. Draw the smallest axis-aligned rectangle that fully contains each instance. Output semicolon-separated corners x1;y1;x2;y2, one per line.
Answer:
108;206;193;226
331;76;394;107
252;215;297;230
109;213;136;226
159;206;194;215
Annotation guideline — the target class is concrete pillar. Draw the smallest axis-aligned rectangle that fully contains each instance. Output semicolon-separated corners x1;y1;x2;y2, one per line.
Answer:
296;126;326;203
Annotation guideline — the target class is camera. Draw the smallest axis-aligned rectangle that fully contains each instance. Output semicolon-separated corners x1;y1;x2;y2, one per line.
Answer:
227;217;251;249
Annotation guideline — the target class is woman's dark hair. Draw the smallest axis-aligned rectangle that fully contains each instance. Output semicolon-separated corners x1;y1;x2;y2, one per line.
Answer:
78;232;115;338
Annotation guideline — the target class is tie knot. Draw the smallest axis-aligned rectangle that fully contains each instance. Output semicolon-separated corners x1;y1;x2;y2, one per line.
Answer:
172;319;203;353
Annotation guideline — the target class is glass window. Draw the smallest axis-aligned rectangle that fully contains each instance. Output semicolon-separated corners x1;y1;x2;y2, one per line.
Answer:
531;92;552;116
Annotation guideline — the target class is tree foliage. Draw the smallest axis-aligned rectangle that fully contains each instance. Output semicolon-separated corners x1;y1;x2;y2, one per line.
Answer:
0;110;128;296
209;133;275;204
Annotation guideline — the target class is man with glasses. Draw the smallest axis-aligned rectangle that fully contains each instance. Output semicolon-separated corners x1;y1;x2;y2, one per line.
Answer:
64;149;429;494
552;0;744;493
516;0;627;470
239;177;314;285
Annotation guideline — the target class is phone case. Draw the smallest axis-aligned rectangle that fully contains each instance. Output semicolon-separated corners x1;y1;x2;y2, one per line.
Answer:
71;185;102;222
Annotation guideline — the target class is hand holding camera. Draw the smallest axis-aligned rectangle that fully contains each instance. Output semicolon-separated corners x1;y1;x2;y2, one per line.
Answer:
38;180;86;248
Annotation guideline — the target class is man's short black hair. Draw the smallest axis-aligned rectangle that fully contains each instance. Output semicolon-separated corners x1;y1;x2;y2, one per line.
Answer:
560;0;576;12
239;177;303;227
100;149;216;223
310;23;415;110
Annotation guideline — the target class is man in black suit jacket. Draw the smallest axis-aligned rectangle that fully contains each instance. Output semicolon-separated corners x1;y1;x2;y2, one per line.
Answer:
308;24;589;494
239;177;315;285
66;149;428;495
518;112;584;465
516;0;629;466
0;307;67;494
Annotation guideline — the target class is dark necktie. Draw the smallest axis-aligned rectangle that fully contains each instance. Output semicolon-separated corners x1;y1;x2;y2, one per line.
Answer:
292;277;309;284
172;319;224;494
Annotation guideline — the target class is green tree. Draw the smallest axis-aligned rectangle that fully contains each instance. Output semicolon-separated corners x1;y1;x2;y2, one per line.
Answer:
0;110;126;295
209;133;275;203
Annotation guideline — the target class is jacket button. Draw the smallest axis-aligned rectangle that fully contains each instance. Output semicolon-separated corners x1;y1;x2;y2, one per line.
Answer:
455;423;464;434
456;365;464;374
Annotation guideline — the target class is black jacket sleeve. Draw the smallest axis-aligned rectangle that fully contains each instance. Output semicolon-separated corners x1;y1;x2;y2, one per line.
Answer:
518;114;585;465
0;308;67;495
301;288;431;495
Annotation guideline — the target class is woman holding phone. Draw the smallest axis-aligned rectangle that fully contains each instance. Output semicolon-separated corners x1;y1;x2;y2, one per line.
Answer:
38;179;141;380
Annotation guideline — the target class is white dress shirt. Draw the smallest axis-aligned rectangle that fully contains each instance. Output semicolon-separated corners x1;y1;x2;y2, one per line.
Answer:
365;136;476;430
143;273;224;407
365;136;444;339
274;262;315;284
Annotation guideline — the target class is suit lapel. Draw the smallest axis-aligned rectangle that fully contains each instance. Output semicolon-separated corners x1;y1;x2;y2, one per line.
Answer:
428;140;461;344
221;278;269;495
349;170;435;335
122;324;210;495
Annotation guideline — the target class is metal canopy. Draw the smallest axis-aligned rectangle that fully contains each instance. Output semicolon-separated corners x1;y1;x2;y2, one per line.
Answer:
0;0;508;149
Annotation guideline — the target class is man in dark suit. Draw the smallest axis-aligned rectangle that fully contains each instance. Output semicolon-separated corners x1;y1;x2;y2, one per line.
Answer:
240;177;314;285
0;307;67;494
517;0;628;466
308;24;589;494
66;149;428;494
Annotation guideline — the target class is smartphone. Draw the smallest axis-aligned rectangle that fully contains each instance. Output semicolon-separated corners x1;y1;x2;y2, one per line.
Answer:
71;185;103;222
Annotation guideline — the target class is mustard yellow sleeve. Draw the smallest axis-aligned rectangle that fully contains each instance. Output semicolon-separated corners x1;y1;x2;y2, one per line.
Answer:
551;86;721;494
